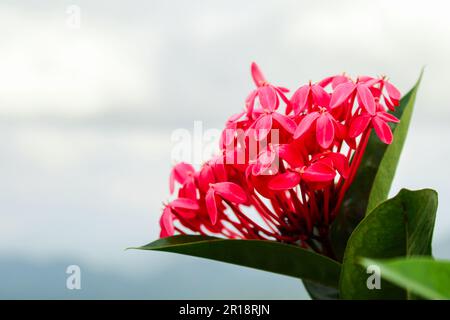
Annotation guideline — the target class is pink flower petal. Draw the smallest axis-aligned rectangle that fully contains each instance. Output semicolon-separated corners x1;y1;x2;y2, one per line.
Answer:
252;148;277;176
179;178;197;200
258;86;278;111
275;87;291;106
251;62;266;87
213;182;248;204
291;85;310;115
272;113;296;134
376;112;400;123
294;112;320;139
277;86;290;93
220;127;235;148
311;85;330;108
357;84;376;115
302;162;336;182
160;207;174;238
169;170;175;194
359;76;377;85
198;165;215;192
205;189;218;225
330;82;355;109
316;113;335;149
170;198;199;210
326;152;349;178
348;114;372;138
254;114;273;141
332;75;351;89
172;162;195;183
211;157;227;181
277;144;304;168
385;81;401;102
268;172;301;190
372;117;393;144
170;162;195;193
318;76;334;88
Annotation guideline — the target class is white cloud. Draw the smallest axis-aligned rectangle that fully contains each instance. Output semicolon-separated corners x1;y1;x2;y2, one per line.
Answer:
0;6;160;116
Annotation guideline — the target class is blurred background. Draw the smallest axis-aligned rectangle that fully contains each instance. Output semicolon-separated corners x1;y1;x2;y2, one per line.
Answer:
1;0;449;299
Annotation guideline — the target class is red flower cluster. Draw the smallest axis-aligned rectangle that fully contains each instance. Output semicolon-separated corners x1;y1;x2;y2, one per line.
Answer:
159;63;401;255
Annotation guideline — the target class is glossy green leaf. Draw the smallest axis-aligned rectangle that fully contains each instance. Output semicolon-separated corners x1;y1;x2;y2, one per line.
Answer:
360;257;450;300
331;71;423;260
302;280;339;300
366;71;424;213
134;235;341;288
339;188;438;299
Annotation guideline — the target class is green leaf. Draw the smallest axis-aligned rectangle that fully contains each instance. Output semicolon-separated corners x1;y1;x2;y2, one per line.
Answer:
330;71;423;261
339;188;438;299
366;71;424;213
302;280;339;300
360;257;450;300
134;235;341;288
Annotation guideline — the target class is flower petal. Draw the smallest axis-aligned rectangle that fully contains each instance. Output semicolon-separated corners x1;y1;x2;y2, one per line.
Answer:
172;162;195;183
272;112;296;134
268;172;301;190
294;112;320;139
330;82;355;109
357;84;376;115
198;165;215;192
311;84;330;108
252;148;277;176
385;81;401;103
251;62;266;87
160;207;174;238
205;189;218;225
302;162;336;182
376;111;400;123
220;127;235;148
316;113;335;149
277;144;304;168
170;162;195;193
291;85;310;115
211;157;227;181
318;76;334;88
213;182;248;204
348;114;372;138
372;117;393;144
258;86;278;111
332;75;351;89
327;152;349;178
170;198;199;210
253;114;273;141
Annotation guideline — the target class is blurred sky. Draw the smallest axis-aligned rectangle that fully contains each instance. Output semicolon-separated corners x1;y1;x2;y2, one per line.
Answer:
1;0;450;299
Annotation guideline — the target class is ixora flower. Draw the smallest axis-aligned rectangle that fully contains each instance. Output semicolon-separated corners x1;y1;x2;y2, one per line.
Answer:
138;64;441;300
157;63;401;251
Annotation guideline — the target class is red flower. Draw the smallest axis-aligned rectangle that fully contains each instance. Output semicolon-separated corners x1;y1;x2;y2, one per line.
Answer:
293;108;339;149
349;110;399;144
330;80;376;115
268;161;336;190
156;63;403;258
290;81;330;115
245;62;290;118
205;182;248;224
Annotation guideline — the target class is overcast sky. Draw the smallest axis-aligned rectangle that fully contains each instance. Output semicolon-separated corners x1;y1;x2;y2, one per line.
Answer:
0;0;449;298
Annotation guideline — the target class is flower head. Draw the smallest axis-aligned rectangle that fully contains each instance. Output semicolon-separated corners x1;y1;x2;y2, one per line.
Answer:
157;63;402;257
